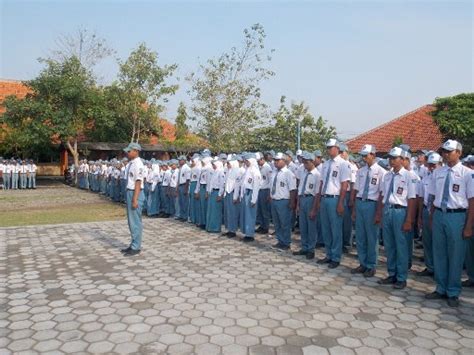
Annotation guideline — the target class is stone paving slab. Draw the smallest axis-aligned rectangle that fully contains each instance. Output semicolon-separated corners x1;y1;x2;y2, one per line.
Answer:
1;218;474;354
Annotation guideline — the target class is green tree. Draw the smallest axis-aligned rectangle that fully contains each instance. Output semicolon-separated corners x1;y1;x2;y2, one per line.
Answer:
175;102;188;140
431;93;474;153
248;96;337;152
187;23;275;152
117;43;178;143
1;56;100;175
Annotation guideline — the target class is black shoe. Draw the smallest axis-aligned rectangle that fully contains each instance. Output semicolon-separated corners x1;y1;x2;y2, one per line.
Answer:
317;257;331;264
123;249;141;256
342;246;350;254
393;281;407;289
363;268;376;277
227;232;236;238
306;252;315;260
328;261;340;269
315;243;325;248
243;237;255;242
292;250;307;256
425;291;447;300
462;279;474;288
120;246;132;253
447;297;459;308
351;265;367;274
416;268;434;277
273;243;290;250
378;276;397;285
199;225;206;230
221;232;230;237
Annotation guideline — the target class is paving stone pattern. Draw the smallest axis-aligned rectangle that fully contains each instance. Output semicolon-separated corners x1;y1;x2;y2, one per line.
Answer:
1;218;474;354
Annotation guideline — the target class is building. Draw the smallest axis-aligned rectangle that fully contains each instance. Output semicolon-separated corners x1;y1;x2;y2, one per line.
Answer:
345;105;444;154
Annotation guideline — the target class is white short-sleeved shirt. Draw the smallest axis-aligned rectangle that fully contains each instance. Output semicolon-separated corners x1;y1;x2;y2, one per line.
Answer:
178;164;191;185
169;169;179;188
298;168;321;196
295;164;305;181
241;167;262;204
259;163;273;189
320;155;352;195
271;166;297;200
429;162;474;209
190;166;201;182
420;170;435;207
381;167;417;206
354;162;386;201
162;170;171;186
126;157;145;190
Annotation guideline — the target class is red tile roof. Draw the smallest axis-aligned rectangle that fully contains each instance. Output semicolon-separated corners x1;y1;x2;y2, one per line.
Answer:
0;79;30;113
345;105;444;154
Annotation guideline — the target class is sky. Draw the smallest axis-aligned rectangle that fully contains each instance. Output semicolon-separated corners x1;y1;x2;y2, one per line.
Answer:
1;0;472;139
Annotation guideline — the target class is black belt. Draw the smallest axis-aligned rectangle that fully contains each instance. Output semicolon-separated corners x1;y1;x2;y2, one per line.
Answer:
357;197;377;202
212;188;219;191
301;194;314;197
387;204;406;209
323;194;338;198
435;207;467;213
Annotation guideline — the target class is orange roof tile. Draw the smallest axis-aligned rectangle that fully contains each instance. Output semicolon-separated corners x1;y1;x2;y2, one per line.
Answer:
345;105;444;154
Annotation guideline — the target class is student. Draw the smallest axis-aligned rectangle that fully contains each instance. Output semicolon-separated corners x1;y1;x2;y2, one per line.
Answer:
120;143;146;257
377;147;417;290
294;151;320;259
426;140;474;307
270;152;297;250
351;144;386;277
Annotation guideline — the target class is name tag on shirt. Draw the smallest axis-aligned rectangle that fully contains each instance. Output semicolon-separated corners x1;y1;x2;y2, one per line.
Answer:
396;187;403;195
309;183;314;189
453;184;460;192
332;171;338;177
371;178;377;185
248;178;253;183
280;181;285;187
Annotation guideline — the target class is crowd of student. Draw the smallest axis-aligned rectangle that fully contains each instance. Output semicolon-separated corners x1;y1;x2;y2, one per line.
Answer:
0;158;38;189
75;139;473;308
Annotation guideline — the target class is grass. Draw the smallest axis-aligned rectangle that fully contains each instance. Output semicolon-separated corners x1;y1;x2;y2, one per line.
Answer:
0;182;126;227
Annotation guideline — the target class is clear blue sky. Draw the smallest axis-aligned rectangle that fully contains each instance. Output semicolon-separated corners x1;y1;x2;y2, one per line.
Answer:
1;0;472;139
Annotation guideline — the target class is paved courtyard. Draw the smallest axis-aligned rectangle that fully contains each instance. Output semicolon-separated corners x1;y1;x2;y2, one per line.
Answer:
1;216;474;354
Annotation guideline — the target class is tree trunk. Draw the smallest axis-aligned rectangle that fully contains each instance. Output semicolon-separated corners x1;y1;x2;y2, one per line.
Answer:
66;139;80;186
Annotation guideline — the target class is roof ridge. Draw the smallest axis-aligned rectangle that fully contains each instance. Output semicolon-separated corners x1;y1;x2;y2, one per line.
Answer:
0;78;26;83
345;104;433;143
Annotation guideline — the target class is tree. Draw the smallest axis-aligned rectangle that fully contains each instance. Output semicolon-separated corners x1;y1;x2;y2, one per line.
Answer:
248;96;337;152
431;93;474;154
47;27;115;69
1;56;100;181
187;23;275;152
117;43;178;143
175;102;188;140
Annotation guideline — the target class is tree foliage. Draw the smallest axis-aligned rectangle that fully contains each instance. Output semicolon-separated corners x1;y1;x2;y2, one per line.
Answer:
431;93;474;153
1;56;100;169
175;102;188;141
247;96;337;152
117;43;178;143
187;23;274;152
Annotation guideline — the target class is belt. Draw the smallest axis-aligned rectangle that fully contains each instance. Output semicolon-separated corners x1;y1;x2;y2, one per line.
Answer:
212;188;219;191
435;207;467;213
356;197;377;202
387;204;406;209
301;194;314;198
323;194;338;198
179;183;187;186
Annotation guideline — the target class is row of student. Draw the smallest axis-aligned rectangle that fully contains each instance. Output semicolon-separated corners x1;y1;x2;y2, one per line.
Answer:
0;159;38;190
79;140;473;308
